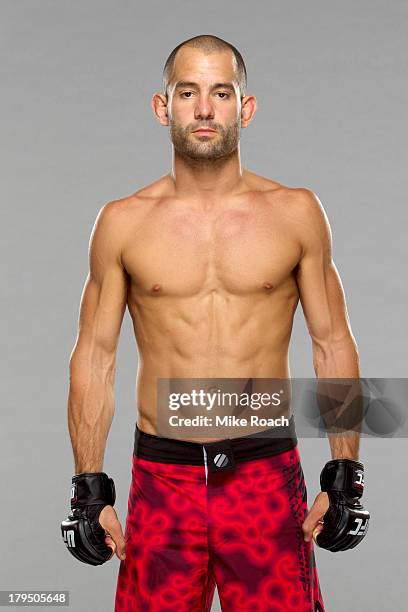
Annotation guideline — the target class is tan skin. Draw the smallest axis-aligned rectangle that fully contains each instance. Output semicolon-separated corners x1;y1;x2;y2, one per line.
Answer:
68;47;361;561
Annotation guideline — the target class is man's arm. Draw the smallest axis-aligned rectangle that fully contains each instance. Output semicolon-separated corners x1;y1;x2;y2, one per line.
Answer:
294;188;360;461
68;201;128;473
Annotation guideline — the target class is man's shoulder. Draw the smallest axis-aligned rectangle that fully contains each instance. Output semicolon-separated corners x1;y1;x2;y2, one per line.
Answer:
127;174;172;203
97;175;170;222
284;186;328;228
276;186;331;249
246;171;320;207
262;180;326;223
249;175;329;245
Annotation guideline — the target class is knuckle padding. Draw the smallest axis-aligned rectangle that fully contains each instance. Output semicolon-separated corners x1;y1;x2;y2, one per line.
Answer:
61;472;116;566
315;460;370;553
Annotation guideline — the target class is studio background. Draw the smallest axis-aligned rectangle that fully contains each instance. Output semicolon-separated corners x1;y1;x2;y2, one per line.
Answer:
1;1;406;610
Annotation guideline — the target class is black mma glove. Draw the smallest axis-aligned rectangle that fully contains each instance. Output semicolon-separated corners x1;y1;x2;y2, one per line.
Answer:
315;459;370;552
61;472;116;566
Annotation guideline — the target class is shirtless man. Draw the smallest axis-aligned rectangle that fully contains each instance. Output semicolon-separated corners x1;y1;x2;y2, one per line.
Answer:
62;35;370;611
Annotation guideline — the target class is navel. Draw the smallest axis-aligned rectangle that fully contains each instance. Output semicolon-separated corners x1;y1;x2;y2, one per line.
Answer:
263;282;274;291
152;283;161;292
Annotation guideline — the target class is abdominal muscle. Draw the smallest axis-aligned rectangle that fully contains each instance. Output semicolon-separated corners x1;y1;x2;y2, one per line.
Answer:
129;283;299;441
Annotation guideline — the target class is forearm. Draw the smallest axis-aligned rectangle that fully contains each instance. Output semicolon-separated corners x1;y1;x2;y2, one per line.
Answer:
313;336;362;460
68;356;116;473
313;334;360;379
326;430;360;461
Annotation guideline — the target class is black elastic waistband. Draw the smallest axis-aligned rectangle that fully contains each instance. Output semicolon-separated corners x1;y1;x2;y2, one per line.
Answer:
133;416;298;465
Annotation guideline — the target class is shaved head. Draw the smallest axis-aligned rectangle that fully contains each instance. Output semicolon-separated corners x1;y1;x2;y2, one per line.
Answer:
162;34;247;99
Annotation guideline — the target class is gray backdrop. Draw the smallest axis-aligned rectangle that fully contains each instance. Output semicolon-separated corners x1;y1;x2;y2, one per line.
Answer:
1;1;406;610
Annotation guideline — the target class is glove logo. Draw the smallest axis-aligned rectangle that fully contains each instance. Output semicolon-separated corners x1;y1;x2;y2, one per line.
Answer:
347;517;368;536
70;484;76;503
63;530;76;548
355;470;364;487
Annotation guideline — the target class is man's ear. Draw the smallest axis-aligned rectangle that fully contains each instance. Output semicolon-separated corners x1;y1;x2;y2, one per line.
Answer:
151;92;169;126
240;94;257;128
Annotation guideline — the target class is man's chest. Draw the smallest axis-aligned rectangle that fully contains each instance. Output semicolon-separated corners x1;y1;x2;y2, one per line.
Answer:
122;205;301;296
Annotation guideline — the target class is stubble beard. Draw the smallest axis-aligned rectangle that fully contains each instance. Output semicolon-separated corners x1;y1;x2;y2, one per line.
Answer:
169;118;241;162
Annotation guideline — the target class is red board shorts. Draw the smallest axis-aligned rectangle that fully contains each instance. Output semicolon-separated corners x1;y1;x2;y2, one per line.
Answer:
115;419;325;611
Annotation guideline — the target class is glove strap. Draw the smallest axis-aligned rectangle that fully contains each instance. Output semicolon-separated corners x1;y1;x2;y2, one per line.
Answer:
320;459;364;497
70;472;116;509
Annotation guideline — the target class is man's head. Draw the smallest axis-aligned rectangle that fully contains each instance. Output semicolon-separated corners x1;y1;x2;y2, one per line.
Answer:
152;35;256;162
162;34;247;100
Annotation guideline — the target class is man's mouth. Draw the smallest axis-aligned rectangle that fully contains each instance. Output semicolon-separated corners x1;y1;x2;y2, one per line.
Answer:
193;128;216;134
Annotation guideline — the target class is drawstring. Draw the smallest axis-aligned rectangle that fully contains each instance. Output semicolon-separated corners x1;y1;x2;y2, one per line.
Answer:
203;446;208;485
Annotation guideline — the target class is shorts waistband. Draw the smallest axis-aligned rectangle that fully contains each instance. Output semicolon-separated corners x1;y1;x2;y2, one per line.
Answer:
133;416;298;467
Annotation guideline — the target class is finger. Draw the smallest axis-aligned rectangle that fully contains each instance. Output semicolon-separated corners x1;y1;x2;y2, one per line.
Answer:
99;508;126;560
312;525;324;543
303;514;325;542
302;499;326;526
104;534;116;552
105;522;126;560
104;535;116;560
304;503;326;524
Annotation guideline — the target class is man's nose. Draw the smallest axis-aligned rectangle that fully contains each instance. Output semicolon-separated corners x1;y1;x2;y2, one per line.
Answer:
194;96;215;120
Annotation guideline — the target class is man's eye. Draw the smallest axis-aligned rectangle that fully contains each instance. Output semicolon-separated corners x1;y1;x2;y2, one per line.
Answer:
180;91;229;99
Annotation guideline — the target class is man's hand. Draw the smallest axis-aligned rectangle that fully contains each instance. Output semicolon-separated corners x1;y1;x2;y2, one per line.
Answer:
302;491;330;543
305;459;370;552
61;472;123;566
99;505;126;561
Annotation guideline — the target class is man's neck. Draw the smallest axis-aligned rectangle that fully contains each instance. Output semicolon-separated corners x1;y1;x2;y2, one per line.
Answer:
168;148;246;200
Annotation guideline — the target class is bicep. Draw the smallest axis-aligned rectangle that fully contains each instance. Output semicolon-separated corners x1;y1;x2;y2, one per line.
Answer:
295;191;353;346
71;203;128;366
297;252;351;345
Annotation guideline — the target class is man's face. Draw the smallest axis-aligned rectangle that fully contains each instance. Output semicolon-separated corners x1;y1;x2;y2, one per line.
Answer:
167;47;242;161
